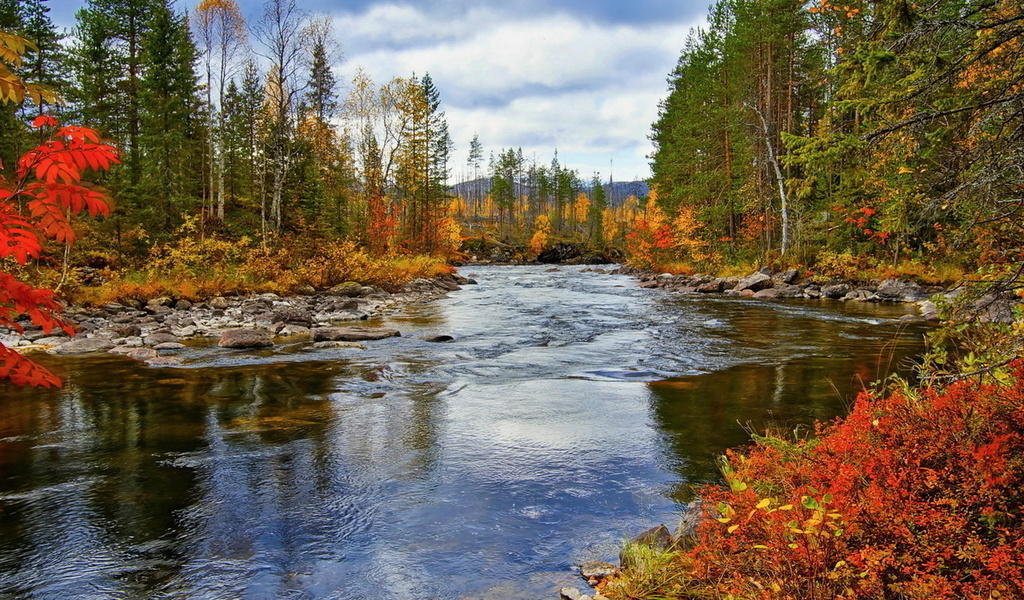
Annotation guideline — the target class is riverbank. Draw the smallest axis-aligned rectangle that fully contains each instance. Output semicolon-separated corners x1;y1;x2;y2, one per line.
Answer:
571;360;1024;600
0;272;476;366
613;265;1020;324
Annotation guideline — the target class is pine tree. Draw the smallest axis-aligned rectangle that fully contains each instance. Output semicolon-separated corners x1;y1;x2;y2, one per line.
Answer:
138;0;201;232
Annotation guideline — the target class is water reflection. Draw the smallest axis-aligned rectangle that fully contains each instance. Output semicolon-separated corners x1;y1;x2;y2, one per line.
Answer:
0;266;928;599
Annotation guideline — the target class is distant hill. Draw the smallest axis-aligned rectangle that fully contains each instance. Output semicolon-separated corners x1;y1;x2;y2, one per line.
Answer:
450;178;649;208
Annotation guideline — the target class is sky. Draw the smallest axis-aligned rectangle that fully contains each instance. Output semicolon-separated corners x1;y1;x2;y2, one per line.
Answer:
52;1;706;182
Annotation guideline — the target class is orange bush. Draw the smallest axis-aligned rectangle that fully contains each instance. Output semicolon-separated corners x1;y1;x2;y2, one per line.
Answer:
612;363;1024;599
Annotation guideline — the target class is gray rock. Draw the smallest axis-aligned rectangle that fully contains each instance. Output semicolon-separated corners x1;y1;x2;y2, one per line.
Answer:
174;298;193;310
328;282;365;297
52;337;114;354
153;342;185;351
876;279;926;302
147;296;173;308
822;283;852;299
277;324;311;336
209;296;230;310
125;348;159;361
632;524;674;551
34;335;68;346
753;287;780;299
147;356;182;366
170;325;198;338
560;588;591;600
311;341;366;350
696;279;725;293
217;328;273;348
111;324;142;338
733;272;772;293
272;306;313;326
842;289;875;302
295;284;317;295
774;268;800;285
579;561;617;581
312;326;400;342
144;332;179;345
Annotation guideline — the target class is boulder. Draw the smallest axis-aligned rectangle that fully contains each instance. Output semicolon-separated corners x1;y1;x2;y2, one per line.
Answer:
328;282;365;297
144;332;179;346
696;279;726;293
209;296;230;310
111;324;142;338
174;298;193;310
52;337;114;354
753;287;780;299
774;268;800;285
638;280;661;289
271;306;313;327
775;284;805;298
733;272;772;293
579;560;618;582
423;334;454;343
153;342;185;351
217;328;273;348
626;524;673;552
822;283;852;299
311;326;400;342
147;296;173;308
538;242;584;264
295;284;317;295
876;279;926;302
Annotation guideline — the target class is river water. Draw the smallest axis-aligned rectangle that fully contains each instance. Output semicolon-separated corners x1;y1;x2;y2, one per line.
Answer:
0;265;927;600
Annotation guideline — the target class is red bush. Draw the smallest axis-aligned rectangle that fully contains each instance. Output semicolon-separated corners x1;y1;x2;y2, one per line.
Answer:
687;362;1024;599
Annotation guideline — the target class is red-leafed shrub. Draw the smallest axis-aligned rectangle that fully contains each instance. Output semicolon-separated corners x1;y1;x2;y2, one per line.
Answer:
0;116;119;387
611;363;1024;599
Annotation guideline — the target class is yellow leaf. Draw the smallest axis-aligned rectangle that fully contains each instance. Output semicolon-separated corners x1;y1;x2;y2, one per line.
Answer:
756;498;772;509
779;504;794;511
727;524;739;534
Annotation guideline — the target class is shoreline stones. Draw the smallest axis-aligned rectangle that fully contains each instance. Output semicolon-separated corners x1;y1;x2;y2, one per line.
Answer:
1;273;470;363
617;266;1019;323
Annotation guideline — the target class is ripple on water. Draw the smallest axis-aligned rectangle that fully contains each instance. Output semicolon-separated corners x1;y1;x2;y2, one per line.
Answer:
0;264;930;600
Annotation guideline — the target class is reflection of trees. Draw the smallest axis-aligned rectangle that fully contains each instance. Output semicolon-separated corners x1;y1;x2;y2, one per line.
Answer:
647;333;925;498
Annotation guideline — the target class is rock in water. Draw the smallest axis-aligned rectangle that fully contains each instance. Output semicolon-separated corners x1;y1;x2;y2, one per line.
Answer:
560;587;592;600
579;560;618;582
422;334;454;343
620;524;675;569
218;328;273;348
311;326;401;342
52;337;114;354
733;271;773;293
328;282;364;297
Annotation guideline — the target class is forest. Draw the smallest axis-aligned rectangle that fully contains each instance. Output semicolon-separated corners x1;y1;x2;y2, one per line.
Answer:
0;0;1023;598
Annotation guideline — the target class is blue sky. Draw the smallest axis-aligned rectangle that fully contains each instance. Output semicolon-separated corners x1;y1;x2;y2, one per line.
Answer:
52;1;706;180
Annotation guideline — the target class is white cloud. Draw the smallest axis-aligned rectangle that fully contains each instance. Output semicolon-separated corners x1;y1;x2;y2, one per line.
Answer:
328;3;700;179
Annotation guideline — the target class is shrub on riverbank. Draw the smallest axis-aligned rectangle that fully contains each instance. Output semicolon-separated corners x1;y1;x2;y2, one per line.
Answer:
65;228;453;306
605;362;1024;600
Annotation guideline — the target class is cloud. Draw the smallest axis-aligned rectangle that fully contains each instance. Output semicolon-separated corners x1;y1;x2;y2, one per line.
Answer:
331;3;699;179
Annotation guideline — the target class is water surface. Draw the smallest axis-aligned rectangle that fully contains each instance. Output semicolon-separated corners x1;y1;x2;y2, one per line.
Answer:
0;265;927;599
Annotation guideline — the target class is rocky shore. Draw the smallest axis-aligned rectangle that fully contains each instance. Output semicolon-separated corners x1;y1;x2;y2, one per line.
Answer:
610;265;1020;324
1;273;476;366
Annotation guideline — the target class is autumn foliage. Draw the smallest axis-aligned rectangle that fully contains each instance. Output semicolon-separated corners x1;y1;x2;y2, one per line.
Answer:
0;115;119;387
610;363;1024;599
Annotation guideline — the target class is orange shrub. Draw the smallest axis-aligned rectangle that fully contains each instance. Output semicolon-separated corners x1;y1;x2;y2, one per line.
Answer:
610;363;1024;600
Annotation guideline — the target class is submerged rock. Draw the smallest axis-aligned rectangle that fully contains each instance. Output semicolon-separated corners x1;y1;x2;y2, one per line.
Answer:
422;334;454;343
218;328;273;348
312;326;400;342
311;341;366;350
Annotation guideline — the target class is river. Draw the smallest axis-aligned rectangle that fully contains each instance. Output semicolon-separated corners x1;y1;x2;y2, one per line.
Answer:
0;265;928;599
